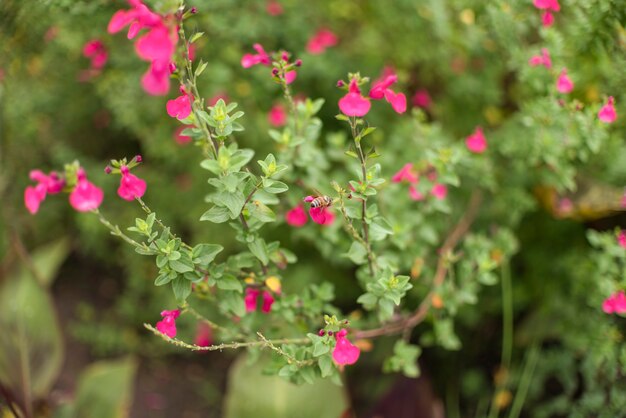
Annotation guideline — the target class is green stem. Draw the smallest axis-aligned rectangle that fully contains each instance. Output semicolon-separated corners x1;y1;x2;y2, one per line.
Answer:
93;209;146;250
135;197;192;250
507;343;540;418
501;260;513;372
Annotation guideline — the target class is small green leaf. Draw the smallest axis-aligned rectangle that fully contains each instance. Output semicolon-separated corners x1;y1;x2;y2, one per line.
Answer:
217;274;243;292
200;206;231;223
248;239;269;265
344;241;367;265
172;277;192;301
195;60;208;77
189;31;204;43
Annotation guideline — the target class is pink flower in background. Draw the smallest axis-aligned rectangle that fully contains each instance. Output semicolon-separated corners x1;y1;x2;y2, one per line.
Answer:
618;231;626;249
542;11;554;27
306;29;338;55
69;169;104;212
135;25;177;63
44;26;59;43
24;170;66;214
392;163;418;184
261;291;275;313
141;60;171;96
409;185;425;201
556;69;573;94
194;323;213;347
283;70;297;85
266;0;284;16
286;204;308;227
187;44;197;61
166;91;192;119
339;80;371;117
412;89;432;109
465;126;487;153
208;92;230;106
598;97;617;123
431;184;448;200
117;166;147;201
332;329;360;366
268;104;287;127
369;71;407;114
528;48;551;68
245;288;260;312
533;0;560;11
241;44;271;68
156;309;180;338
83;39;108;70
174;125;193;145
602;291;626;315
107;1;162;39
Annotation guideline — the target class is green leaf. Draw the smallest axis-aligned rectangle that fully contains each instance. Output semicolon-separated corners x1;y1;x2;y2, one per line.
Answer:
195;60;208;77
262;179;289;194
0;269;63;407
217;274;243;292
229;149;255;173
169;252;195;273
312;341;330;357
154;273;172;286
200;158;222;175
219;191;246;218
222;291;246;317
224;356;348;418
318;355;334;378
200;206;231;223
19;238;71;288
344;241;367;265
192;244;224;266
70;357;137;418
248;239;269;266
357;293;378;310
189;31;204;43
171;277;192;301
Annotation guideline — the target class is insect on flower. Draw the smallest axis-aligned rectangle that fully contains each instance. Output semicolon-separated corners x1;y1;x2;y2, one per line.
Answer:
304;190;335;225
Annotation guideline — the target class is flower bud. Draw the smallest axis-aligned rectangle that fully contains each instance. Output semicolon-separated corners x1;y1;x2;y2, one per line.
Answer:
327;331;333;336
169;62;177;74
295;59;302;67
190;6;198;13
318;329;326;336
135;155;143;163
281;52;289;62
336;80;344;88
271;68;279;76
104;166;112;174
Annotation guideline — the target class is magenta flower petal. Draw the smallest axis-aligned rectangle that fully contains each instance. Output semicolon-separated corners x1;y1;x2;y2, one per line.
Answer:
306;28;338;54
69;171;104;212
284;70;297;85
465;127;487;153
542;11;554;27
370;75;398;99
155;309;180;338
332;330;360;366
286;204;308;227
261;291;275;313
412;89;432;108
166;94;192;119
618;231;626;248
339;80;371;117
309;207;327;225
409;185;425;201
598;97;617;124
556;69;574;94
245;288;260;312
108;10;133;34
392;163;418;184
431;184;448;200
117;167;147;201
135;25;175;62
384;89;407;114
24;184;47;214
141;60;170;95
195;323;213;347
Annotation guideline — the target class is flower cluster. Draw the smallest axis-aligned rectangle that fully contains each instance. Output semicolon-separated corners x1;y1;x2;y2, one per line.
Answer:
108;0;179;95
391;163;448;202
82;39;108;75
533;0;560;27
24;170;65;214
306;29;338;55
244;288;275;313
338;70;407;117
603;291;626;315
528;48;552;68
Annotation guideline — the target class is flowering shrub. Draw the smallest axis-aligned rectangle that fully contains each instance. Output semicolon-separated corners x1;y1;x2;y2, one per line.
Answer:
4;0;626;416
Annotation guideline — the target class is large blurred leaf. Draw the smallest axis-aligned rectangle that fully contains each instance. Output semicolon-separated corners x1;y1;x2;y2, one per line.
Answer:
0;270;63;410
224;356;348;418
69;357;137;418
18;238;70;287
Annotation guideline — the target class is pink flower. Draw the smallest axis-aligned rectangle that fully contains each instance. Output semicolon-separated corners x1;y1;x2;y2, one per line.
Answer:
431;184;448;200
528;48;552;68
117;166;147;201
533;0;560;11
332;329;360;366
542;11;554;27
409;185;425;201
135;25;177;63
166;92;192;119
602;291;626;315
618;231;626;249
306;29;338;55
194;323;213;347
24;170;66;214
465;126;487;153
245;288;260;312
285;204;308;227
369;72;407;114
339;80;371;117
156;309;180;338
83;39;108;70
69;169;104;212
598;97;617;124
392;163;418;184
556;69;574;94
261;291;275;313
24;185;47;214
141;59;171;96
268;104;287;127
412;89;432;108
266;0;284;16
107;1;162;39
283;70;297;85
303;196;335;225
557;198;573;216
174;125;193;145
241;44;271;68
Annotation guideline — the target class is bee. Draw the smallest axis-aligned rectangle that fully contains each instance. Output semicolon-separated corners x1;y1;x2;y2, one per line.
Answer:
309;195;333;208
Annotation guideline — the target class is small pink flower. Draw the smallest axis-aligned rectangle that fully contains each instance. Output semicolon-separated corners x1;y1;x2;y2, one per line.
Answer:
174;125;193;145
598;97;617;124
369;72;407;114
431;184;448;200
409;185;425;201
24;184;48;215
332;329;360;366
187;44;197;61
556;69;574;94
286;204;308;227
166;92;192;119
241;44;271;68
156;309;180;338
244;288;260;312
268;104;287;127
557;198;573;216
261;291;275;313
107;1;162;39
83;39;108;70
339;80;371;117
69;169;104;212
542;11;554;27
465;126;487;153
618;231;626;249
309;206;334;225
135;25;177;63
392;163;418;184
117;166;147;201
141;60;171;96
412;89;432;108
283;70;297;85
306;29;338;55
194;323;213;347
266;0;284;16
602;291;626;315
529;48;551;68
533;0;560;11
